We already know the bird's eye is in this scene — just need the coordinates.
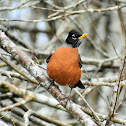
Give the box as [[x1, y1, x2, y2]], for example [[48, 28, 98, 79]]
[[72, 34, 77, 40]]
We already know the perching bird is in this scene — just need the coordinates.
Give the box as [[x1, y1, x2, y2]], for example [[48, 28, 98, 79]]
[[46, 30, 88, 93]]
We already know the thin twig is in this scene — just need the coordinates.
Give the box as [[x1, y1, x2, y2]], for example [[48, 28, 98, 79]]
[[0, 54, 38, 84], [74, 88, 103, 126], [106, 56, 126, 126], [0, 98, 32, 112], [0, 5, 126, 23], [0, 0, 41, 11]]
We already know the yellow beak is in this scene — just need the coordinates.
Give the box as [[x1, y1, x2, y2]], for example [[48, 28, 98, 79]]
[[78, 33, 88, 39]]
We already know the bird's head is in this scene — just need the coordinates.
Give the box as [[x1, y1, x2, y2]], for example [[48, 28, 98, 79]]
[[66, 30, 88, 48]]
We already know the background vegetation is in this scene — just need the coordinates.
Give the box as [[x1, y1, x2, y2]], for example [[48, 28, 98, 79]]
[[0, 0, 126, 126]]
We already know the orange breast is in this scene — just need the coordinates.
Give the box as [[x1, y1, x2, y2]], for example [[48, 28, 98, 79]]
[[47, 47, 81, 87]]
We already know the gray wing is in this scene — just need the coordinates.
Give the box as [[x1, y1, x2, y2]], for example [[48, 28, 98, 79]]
[[46, 53, 52, 63], [78, 54, 82, 68]]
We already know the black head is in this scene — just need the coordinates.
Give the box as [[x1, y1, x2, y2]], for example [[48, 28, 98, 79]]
[[66, 30, 88, 48]]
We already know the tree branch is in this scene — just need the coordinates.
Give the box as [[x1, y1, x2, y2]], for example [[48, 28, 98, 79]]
[[0, 30, 97, 125]]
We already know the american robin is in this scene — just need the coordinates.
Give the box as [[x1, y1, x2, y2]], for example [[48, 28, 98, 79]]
[[46, 30, 88, 92]]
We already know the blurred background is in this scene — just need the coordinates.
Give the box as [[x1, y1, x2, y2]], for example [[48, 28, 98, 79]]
[[0, 0, 126, 126]]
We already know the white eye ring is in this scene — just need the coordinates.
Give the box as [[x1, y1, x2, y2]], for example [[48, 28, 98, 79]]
[[72, 34, 77, 40]]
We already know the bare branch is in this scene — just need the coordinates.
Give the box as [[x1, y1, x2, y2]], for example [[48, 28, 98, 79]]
[[0, 0, 41, 11], [0, 31, 97, 125]]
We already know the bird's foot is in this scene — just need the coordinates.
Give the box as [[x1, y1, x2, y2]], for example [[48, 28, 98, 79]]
[[61, 87, 72, 101], [48, 79, 59, 89], [48, 79, 55, 89], [59, 93, 71, 104]]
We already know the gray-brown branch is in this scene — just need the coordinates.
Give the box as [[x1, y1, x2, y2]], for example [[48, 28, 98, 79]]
[[0, 30, 97, 126]]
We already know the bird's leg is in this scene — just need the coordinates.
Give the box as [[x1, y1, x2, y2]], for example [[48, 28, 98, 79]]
[[48, 79, 55, 89], [48, 79, 59, 90], [61, 87, 73, 102], [67, 87, 73, 100]]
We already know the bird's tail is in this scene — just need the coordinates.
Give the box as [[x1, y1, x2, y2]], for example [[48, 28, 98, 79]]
[[72, 80, 85, 89]]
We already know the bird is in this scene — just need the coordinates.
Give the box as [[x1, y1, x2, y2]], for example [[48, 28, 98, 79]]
[[46, 30, 88, 98]]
